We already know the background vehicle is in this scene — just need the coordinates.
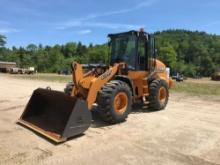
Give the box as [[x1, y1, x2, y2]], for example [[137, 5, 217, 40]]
[[18, 29, 173, 142], [10, 67, 25, 74], [172, 73, 184, 82], [0, 61, 16, 73], [25, 67, 35, 74], [211, 69, 220, 81], [9, 67, 35, 74]]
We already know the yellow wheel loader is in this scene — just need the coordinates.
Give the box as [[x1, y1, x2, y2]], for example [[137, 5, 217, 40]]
[[18, 29, 173, 142]]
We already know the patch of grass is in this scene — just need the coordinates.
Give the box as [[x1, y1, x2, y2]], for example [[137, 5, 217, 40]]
[[8, 73, 220, 96], [171, 81, 220, 96], [9, 73, 72, 83]]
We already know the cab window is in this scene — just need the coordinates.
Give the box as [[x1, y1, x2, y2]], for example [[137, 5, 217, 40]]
[[138, 37, 146, 70]]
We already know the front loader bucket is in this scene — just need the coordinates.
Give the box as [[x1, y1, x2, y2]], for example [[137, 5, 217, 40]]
[[18, 88, 92, 143]]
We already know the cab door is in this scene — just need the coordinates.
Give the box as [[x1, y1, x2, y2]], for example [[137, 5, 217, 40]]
[[137, 36, 147, 71], [147, 35, 156, 72]]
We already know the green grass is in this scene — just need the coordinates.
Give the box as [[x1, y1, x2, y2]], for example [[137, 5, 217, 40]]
[[10, 73, 72, 83], [171, 81, 220, 96], [8, 73, 220, 96]]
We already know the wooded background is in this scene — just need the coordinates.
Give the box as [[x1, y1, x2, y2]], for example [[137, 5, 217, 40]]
[[0, 29, 220, 77]]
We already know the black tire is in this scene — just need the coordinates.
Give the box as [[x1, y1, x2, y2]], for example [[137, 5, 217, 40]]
[[148, 79, 169, 110], [97, 80, 132, 124], [64, 82, 74, 96]]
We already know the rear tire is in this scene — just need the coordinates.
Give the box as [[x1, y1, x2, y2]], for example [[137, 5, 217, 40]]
[[97, 80, 132, 124], [148, 79, 169, 110]]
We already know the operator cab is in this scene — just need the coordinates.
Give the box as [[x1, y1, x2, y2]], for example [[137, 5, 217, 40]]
[[108, 29, 156, 71]]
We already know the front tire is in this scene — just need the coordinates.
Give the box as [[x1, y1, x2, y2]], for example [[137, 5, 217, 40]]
[[97, 80, 132, 124], [148, 79, 169, 110], [64, 82, 74, 96]]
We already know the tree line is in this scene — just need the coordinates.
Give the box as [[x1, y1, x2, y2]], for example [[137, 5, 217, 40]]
[[0, 29, 220, 76], [155, 30, 220, 77], [0, 40, 108, 73]]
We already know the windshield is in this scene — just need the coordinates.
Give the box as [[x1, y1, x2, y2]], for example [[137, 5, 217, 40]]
[[110, 35, 136, 69]]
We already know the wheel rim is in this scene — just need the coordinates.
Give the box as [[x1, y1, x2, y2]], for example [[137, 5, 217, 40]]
[[114, 92, 128, 114], [158, 87, 167, 104]]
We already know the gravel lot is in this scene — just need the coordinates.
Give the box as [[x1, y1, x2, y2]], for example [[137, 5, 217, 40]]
[[0, 74, 220, 165]]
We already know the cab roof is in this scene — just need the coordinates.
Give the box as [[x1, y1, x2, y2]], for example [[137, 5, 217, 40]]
[[108, 30, 148, 38]]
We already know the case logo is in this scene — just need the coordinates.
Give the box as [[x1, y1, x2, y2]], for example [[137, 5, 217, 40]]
[[100, 70, 112, 80]]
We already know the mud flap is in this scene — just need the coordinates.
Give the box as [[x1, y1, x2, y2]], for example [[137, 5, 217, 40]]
[[18, 88, 92, 143]]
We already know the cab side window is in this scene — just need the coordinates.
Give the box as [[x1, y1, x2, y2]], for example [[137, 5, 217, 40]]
[[148, 36, 156, 71], [138, 37, 146, 70]]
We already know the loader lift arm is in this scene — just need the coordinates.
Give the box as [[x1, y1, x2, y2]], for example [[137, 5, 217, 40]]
[[71, 62, 120, 109]]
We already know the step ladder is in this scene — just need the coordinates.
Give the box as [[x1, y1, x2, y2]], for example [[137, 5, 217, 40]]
[[142, 77, 149, 105]]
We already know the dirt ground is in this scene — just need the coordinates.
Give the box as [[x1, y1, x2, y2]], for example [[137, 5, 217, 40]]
[[186, 77, 220, 85], [0, 74, 220, 165]]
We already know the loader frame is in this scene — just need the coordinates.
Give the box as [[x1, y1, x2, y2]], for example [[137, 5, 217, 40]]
[[18, 29, 173, 143]]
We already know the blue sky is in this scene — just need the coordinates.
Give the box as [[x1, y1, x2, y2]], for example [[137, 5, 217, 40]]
[[0, 0, 220, 47]]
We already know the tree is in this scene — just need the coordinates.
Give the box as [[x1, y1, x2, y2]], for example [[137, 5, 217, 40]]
[[0, 29, 219, 76], [26, 44, 37, 52], [0, 34, 6, 47], [183, 63, 198, 77], [87, 44, 108, 63], [76, 42, 87, 56], [0, 35, 6, 60], [158, 43, 177, 69], [47, 46, 64, 72], [64, 42, 77, 57], [155, 29, 220, 77]]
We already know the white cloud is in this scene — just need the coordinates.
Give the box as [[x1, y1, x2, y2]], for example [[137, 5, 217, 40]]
[[0, 28, 19, 34], [77, 29, 92, 34], [80, 0, 157, 20], [57, 21, 82, 30], [85, 22, 144, 29], [0, 20, 20, 34], [57, 21, 144, 30], [0, 0, 46, 17], [56, 0, 156, 30]]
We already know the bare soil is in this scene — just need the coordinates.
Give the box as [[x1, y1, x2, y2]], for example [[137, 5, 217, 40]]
[[187, 77, 220, 84], [0, 74, 220, 165]]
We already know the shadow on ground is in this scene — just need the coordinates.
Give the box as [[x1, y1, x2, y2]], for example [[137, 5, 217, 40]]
[[17, 104, 158, 145], [91, 103, 158, 128]]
